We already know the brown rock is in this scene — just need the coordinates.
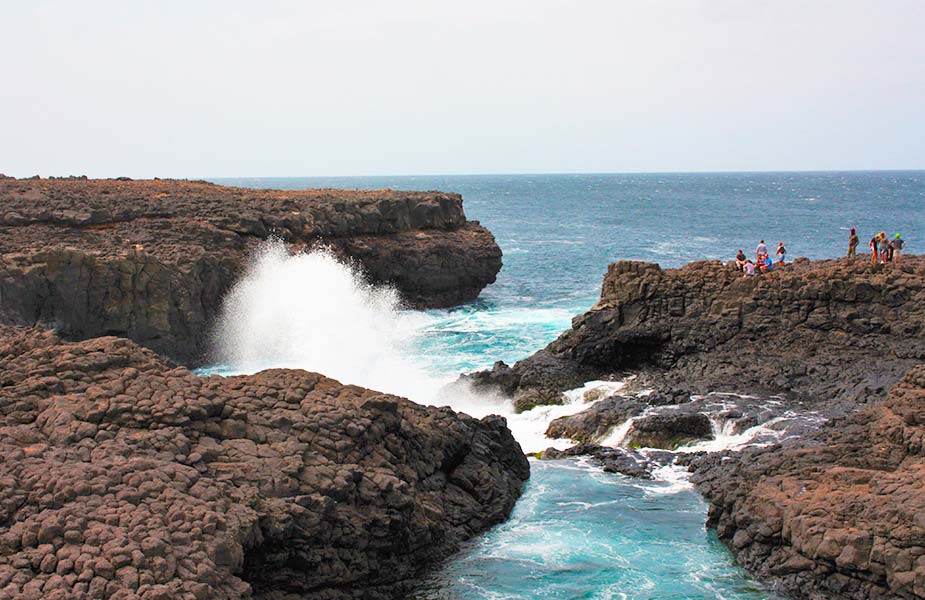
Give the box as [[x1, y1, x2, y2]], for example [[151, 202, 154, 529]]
[[0, 177, 502, 365], [0, 326, 528, 599], [689, 365, 925, 600]]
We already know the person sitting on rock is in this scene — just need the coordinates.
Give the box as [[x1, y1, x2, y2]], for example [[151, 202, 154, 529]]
[[735, 249, 747, 271], [847, 227, 859, 257], [775, 242, 786, 266], [756, 240, 768, 263], [743, 259, 755, 276], [891, 233, 905, 264]]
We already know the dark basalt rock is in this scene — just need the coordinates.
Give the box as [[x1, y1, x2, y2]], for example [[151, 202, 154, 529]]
[[539, 445, 660, 479], [469, 256, 925, 411], [0, 325, 529, 600], [0, 177, 502, 365], [688, 364, 925, 600], [624, 412, 713, 450], [544, 394, 645, 443]]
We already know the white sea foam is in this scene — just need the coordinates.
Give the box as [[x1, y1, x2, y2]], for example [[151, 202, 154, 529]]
[[212, 241, 443, 402], [507, 380, 630, 454], [210, 241, 606, 453]]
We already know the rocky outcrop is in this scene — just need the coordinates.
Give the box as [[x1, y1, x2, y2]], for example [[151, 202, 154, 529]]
[[0, 325, 529, 600], [0, 178, 502, 364], [688, 364, 925, 600], [495, 254, 925, 598], [468, 257, 925, 412]]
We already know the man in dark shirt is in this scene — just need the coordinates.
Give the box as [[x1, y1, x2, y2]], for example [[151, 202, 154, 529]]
[[847, 228, 859, 257]]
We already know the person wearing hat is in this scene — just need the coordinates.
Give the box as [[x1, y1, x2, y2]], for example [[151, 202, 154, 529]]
[[892, 233, 905, 264]]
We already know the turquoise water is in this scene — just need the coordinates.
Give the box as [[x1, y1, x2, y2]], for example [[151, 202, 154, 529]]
[[417, 460, 773, 600], [215, 171, 925, 375], [209, 172, 924, 600]]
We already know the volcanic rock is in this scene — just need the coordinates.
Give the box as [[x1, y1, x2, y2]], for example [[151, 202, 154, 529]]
[[688, 364, 925, 600], [0, 177, 502, 364], [539, 445, 660, 479], [0, 325, 529, 600], [544, 394, 645, 443], [623, 412, 713, 450], [468, 256, 925, 410]]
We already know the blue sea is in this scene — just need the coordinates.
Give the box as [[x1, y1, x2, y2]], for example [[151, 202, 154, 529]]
[[210, 171, 925, 600]]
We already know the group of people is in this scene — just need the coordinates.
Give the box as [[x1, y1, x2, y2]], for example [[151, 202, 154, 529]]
[[735, 240, 786, 275], [846, 228, 905, 265]]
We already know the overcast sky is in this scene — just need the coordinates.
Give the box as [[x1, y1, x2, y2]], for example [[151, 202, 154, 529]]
[[2, 1, 923, 178]]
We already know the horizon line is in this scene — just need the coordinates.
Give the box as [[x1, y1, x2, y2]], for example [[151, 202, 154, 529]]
[[207, 167, 925, 180], [6, 167, 924, 181]]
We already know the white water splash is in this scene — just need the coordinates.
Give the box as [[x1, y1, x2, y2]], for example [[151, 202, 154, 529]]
[[509, 380, 630, 454], [209, 241, 580, 452], [599, 417, 637, 448]]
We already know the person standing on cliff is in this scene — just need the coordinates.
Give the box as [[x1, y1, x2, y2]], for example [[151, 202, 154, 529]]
[[869, 233, 880, 265], [847, 228, 859, 257], [756, 240, 768, 263], [775, 242, 787, 266], [880, 232, 890, 263], [892, 233, 905, 264]]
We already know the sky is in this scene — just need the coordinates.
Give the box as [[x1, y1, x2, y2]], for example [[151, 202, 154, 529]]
[[2, 0, 924, 178]]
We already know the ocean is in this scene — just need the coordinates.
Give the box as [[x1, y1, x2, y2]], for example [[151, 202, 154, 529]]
[[207, 171, 925, 599]]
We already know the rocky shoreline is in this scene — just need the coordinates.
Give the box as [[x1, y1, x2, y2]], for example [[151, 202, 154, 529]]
[[469, 255, 925, 599], [0, 325, 529, 600], [0, 178, 528, 599], [0, 177, 502, 365]]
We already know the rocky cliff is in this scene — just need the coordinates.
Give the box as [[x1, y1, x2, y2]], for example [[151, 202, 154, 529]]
[[0, 325, 529, 600], [0, 177, 502, 365], [467, 255, 925, 599], [689, 364, 925, 599], [469, 256, 925, 412]]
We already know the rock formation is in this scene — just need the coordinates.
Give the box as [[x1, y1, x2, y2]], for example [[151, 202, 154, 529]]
[[468, 256, 925, 412], [689, 364, 925, 599], [0, 325, 529, 600], [0, 177, 502, 365], [475, 254, 925, 599]]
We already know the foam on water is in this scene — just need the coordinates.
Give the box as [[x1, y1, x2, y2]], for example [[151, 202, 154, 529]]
[[211, 241, 441, 403]]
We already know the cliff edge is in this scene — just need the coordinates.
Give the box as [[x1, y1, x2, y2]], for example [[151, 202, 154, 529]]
[[0, 177, 502, 364], [469, 256, 925, 411]]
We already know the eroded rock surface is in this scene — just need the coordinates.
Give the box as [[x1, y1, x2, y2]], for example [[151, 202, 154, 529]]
[[689, 364, 925, 600], [0, 177, 502, 364], [0, 326, 529, 600], [468, 256, 925, 410]]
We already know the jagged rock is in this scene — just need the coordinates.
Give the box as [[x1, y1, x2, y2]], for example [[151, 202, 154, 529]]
[[0, 325, 529, 600], [545, 395, 645, 442], [688, 364, 925, 600], [469, 256, 925, 410], [539, 445, 658, 479], [0, 178, 502, 365], [623, 412, 713, 450]]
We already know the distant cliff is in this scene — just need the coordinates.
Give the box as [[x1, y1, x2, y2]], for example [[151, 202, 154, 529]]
[[0, 177, 501, 364], [469, 256, 925, 411]]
